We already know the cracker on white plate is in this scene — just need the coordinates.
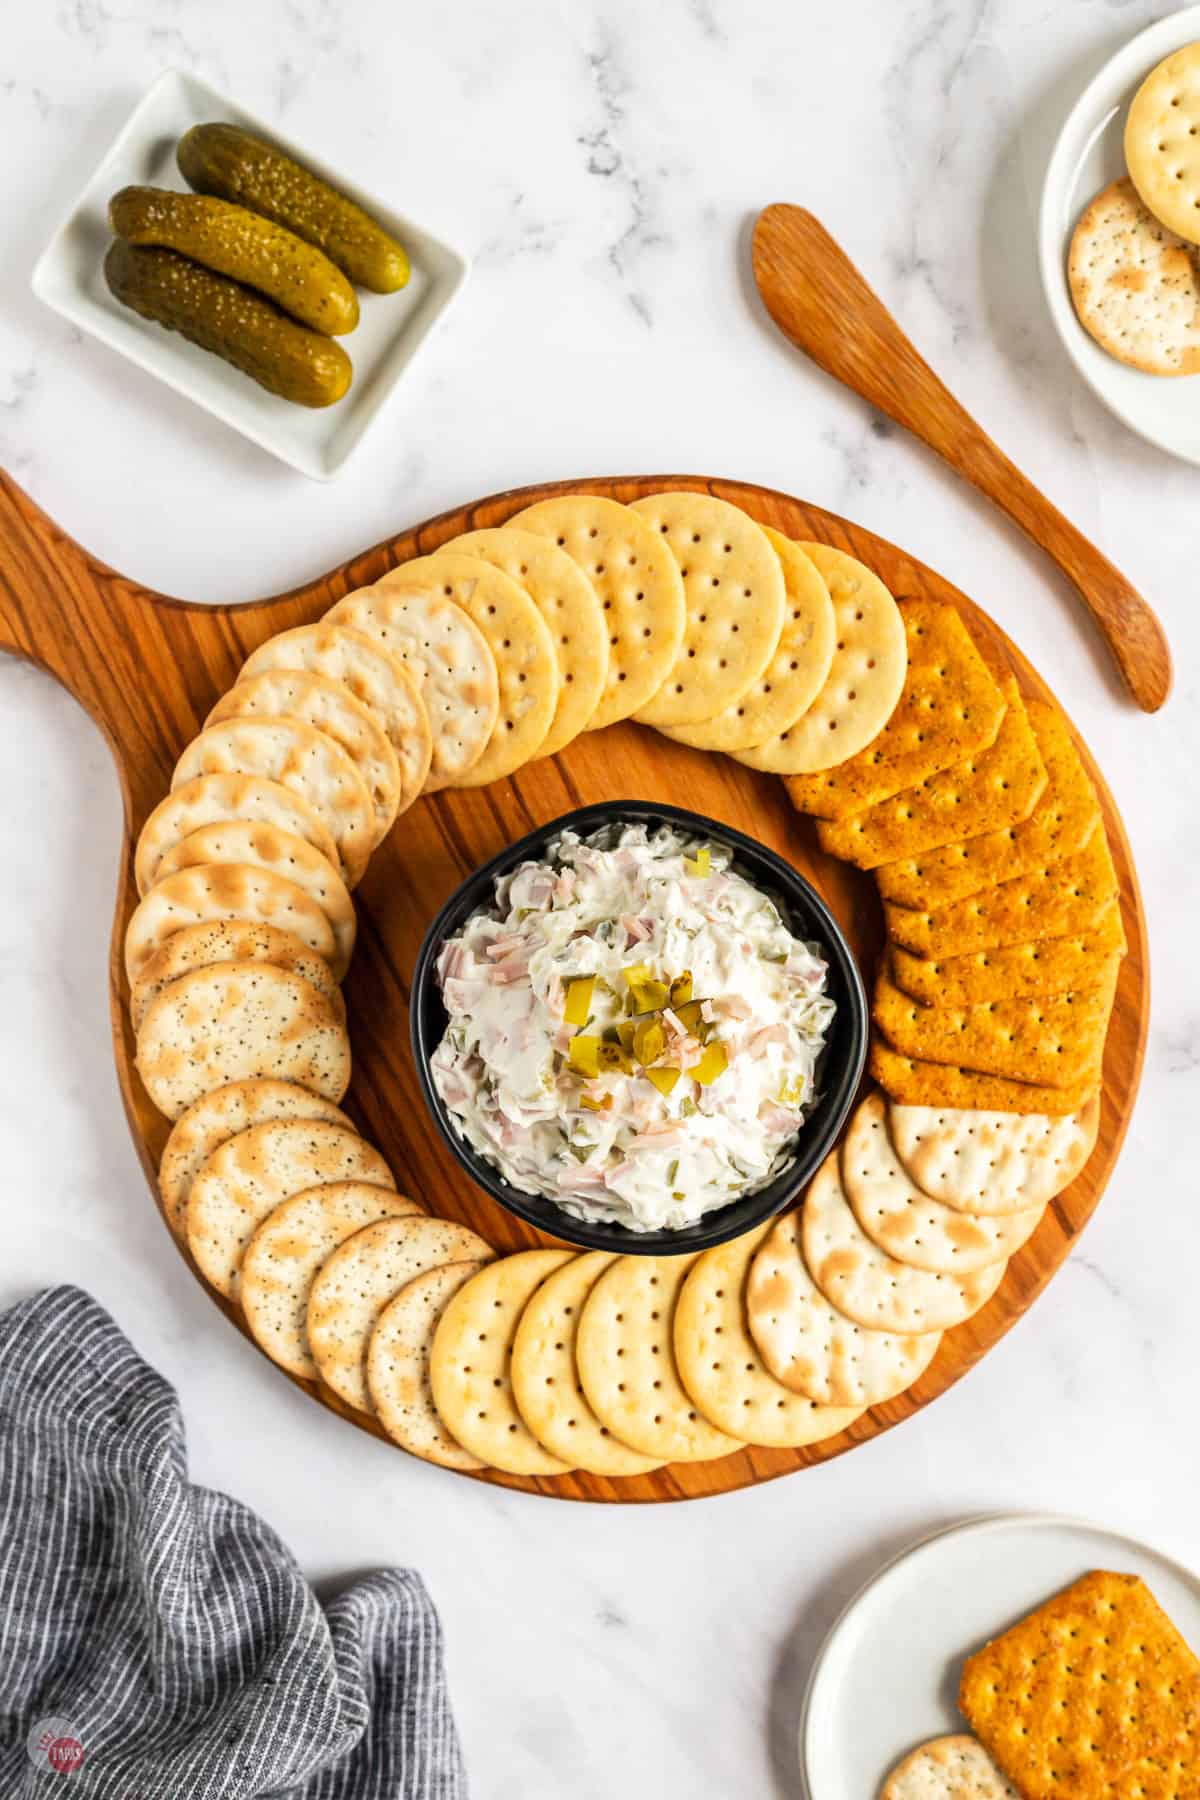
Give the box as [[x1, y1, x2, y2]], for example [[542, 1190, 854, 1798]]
[[136, 963, 350, 1121], [131, 920, 343, 1033], [124, 863, 338, 985], [887, 1095, 1100, 1216], [367, 1261, 490, 1472], [509, 1251, 662, 1477], [158, 1076, 352, 1239], [376, 553, 559, 788], [802, 1148, 1006, 1334], [238, 622, 432, 810], [575, 1255, 743, 1464], [241, 1181, 422, 1380], [186, 1117, 393, 1300], [841, 1093, 1043, 1274], [1068, 177, 1200, 376], [673, 1224, 864, 1447], [509, 494, 686, 729], [733, 542, 907, 773], [206, 668, 401, 846], [135, 772, 339, 897], [445, 528, 609, 759], [627, 491, 786, 728], [152, 819, 355, 981], [326, 583, 499, 788], [746, 1209, 942, 1407], [308, 1215, 495, 1414], [430, 1249, 576, 1477], [660, 530, 836, 753], [172, 717, 375, 888], [881, 1734, 1019, 1800], [1125, 45, 1200, 246]]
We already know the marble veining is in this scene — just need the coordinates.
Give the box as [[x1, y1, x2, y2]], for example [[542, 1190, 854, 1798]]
[[2, 2, 1197, 1796]]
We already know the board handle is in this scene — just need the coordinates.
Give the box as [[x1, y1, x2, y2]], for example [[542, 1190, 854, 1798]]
[[751, 205, 1173, 713], [0, 469, 186, 789]]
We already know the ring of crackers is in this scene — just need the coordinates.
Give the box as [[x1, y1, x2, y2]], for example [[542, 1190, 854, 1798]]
[[128, 485, 1131, 1492]]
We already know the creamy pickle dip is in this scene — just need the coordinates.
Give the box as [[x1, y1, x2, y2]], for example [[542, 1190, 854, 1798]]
[[431, 824, 836, 1231]]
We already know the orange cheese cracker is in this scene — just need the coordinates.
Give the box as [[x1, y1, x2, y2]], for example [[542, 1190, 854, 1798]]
[[784, 602, 1005, 820], [959, 1570, 1200, 1799], [817, 678, 1046, 870]]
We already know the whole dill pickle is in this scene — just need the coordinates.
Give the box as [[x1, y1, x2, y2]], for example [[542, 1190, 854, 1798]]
[[110, 186, 359, 335], [104, 239, 353, 408], [178, 123, 410, 294]]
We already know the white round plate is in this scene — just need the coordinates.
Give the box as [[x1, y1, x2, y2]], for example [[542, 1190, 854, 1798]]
[[799, 1513, 1200, 1798], [1039, 6, 1200, 463]]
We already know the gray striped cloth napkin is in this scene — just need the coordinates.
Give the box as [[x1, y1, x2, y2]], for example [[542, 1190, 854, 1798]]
[[0, 1285, 468, 1798]]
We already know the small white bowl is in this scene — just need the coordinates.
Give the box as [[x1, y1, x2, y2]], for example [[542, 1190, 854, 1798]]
[[1039, 5, 1200, 465], [31, 70, 470, 481]]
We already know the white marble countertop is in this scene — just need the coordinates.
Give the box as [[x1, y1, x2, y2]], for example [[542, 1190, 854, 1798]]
[[2, 2, 1197, 1794]]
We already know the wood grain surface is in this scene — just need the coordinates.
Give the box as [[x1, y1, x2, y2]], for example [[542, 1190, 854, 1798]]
[[751, 203, 1173, 715], [0, 467, 1149, 1502]]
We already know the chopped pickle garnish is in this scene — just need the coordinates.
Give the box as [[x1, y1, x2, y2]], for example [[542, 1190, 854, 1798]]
[[599, 1040, 634, 1074], [615, 1019, 637, 1052], [621, 962, 651, 988], [567, 1034, 600, 1077], [580, 1091, 612, 1112], [632, 1018, 667, 1067], [668, 972, 693, 1007], [777, 1075, 807, 1106], [693, 1041, 729, 1085], [629, 978, 670, 1014], [672, 998, 710, 1039], [684, 846, 711, 878], [645, 1065, 681, 1096], [563, 975, 595, 1027]]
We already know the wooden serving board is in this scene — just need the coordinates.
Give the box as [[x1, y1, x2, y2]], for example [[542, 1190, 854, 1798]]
[[0, 469, 1148, 1503]]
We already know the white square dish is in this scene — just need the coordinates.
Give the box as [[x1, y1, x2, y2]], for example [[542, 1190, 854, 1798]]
[[31, 69, 470, 481]]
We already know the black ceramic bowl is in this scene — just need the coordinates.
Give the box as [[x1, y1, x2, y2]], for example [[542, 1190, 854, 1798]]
[[410, 802, 867, 1255]]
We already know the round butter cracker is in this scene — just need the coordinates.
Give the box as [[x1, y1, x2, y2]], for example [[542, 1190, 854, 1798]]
[[135, 772, 338, 897], [238, 622, 432, 810], [881, 1734, 1019, 1800], [447, 527, 609, 759], [888, 1095, 1100, 1215], [1125, 44, 1200, 245], [158, 1076, 352, 1239], [186, 1117, 392, 1299], [1069, 177, 1200, 375], [746, 1209, 942, 1407], [802, 1148, 1006, 1334], [367, 1261, 490, 1472], [206, 668, 401, 847], [308, 1215, 495, 1415], [509, 494, 685, 729], [661, 529, 835, 752], [734, 542, 906, 774], [510, 1251, 662, 1477], [124, 862, 338, 985], [378, 552, 559, 788], [132, 920, 343, 1033], [153, 819, 355, 981], [842, 1093, 1043, 1275], [327, 582, 499, 789], [430, 1249, 575, 1476], [628, 491, 786, 728], [172, 717, 374, 888], [575, 1254, 743, 1464], [136, 962, 350, 1122], [673, 1224, 863, 1447], [241, 1181, 422, 1380]]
